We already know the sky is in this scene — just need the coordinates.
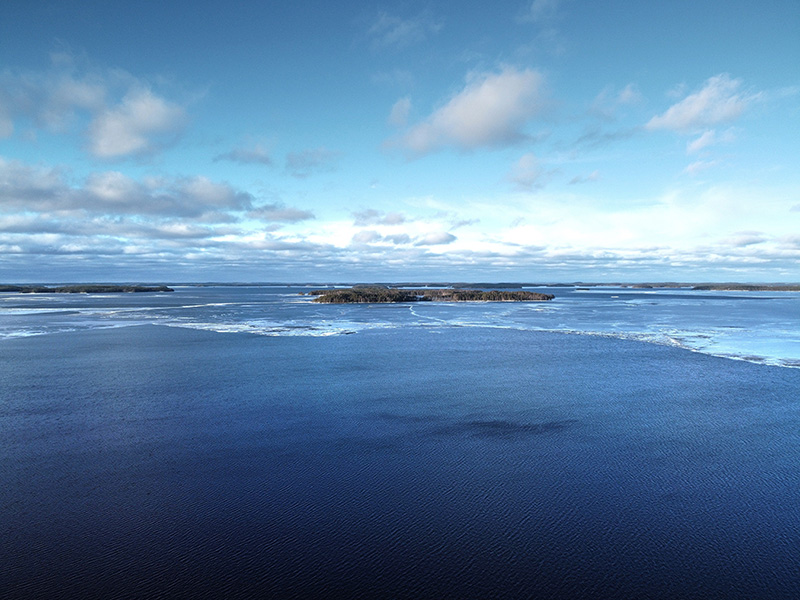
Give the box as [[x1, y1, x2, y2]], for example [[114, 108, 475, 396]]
[[1, 0, 798, 283]]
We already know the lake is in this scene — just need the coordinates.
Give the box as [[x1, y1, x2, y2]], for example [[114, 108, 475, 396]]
[[2, 286, 799, 598]]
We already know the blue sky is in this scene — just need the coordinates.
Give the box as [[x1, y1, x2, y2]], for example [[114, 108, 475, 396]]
[[1, 0, 798, 282]]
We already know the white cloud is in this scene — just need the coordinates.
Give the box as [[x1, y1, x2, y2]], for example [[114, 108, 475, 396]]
[[88, 88, 186, 158], [395, 67, 547, 155], [646, 74, 758, 132]]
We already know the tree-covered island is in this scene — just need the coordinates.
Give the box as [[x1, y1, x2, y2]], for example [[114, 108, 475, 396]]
[[307, 287, 554, 303], [0, 285, 174, 293]]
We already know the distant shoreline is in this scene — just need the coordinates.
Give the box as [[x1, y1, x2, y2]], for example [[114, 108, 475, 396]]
[[0, 285, 174, 294]]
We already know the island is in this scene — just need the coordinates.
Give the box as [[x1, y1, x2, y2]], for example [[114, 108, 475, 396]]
[[306, 287, 555, 303], [0, 285, 174, 294]]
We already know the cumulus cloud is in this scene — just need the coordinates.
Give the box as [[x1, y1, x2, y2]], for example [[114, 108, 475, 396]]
[[646, 74, 758, 132], [214, 144, 273, 165], [0, 55, 188, 159], [88, 88, 186, 158], [394, 67, 547, 155], [352, 209, 405, 226], [285, 147, 341, 178], [368, 11, 441, 48]]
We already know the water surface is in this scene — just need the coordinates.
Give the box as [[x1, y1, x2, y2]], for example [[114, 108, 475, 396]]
[[1, 287, 799, 598]]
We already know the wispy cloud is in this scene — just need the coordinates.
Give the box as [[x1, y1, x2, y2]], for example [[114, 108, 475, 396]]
[[393, 67, 547, 156], [646, 74, 758, 132], [515, 0, 569, 56], [388, 97, 411, 127], [518, 0, 565, 24], [352, 209, 406, 226], [573, 125, 637, 150], [214, 143, 273, 165], [684, 160, 719, 176], [248, 204, 314, 223], [285, 147, 341, 178], [569, 170, 600, 185], [590, 83, 642, 120], [686, 128, 735, 154], [368, 11, 442, 49], [508, 153, 551, 190]]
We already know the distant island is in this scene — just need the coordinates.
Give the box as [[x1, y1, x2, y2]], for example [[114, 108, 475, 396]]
[[0, 285, 174, 294], [307, 287, 555, 303]]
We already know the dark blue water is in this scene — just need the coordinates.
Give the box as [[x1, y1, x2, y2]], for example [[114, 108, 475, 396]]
[[2, 288, 800, 598]]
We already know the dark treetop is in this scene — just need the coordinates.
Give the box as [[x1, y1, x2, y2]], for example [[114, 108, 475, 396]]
[[307, 287, 554, 303]]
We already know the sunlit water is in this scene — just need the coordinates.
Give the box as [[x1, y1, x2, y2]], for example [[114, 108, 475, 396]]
[[2, 286, 799, 598]]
